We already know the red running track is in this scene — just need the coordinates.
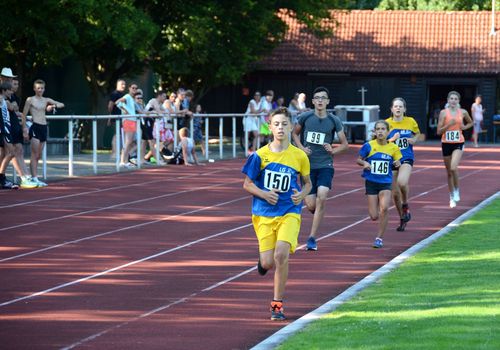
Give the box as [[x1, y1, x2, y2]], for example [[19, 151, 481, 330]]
[[0, 145, 499, 350]]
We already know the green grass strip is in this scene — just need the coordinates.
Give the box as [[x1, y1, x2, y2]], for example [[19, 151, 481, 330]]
[[278, 199, 500, 350]]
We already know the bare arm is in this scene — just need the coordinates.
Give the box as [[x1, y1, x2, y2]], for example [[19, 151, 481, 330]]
[[291, 174, 312, 205], [181, 141, 192, 166], [324, 130, 349, 156], [436, 110, 449, 135], [46, 98, 64, 109], [21, 97, 32, 129], [292, 123, 312, 155], [243, 176, 279, 205], [107, 100, 115, 114], [357, 155, 371, 170], [461, 110, 473, 131]]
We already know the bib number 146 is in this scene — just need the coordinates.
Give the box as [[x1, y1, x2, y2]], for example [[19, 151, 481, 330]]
[[370, 160, 389, 175]]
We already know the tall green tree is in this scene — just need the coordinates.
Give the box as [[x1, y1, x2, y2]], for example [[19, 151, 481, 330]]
[[140, 0, 353, 99], [67, 0, 158, 111], [377, 0, 498, 11], [0, 0, 79, 96]]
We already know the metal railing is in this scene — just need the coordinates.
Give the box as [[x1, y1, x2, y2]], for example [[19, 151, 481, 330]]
[[26, 111, 371, 179]]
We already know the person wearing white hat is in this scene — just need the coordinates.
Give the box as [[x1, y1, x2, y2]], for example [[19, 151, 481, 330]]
[[21, 79, 64, 187], [0, 67, 17, 79]]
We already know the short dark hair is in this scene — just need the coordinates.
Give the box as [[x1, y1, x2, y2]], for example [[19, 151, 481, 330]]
[[157, 90, 167, 97], [313, 86, 330, 98], [0, 81, 12, 92]]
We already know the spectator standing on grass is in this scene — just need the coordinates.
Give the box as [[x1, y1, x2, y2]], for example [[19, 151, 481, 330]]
[[437, 91, 473, 208], [471, 95, 484, 148], [291, 86, 348, 251], [107, 79, 126, 158], [242, 107, 311, 321], [357, 120, 402, 249], [21, 79, 64, 187], [115, 83, 139, 168], [0, 82, 38, 189]]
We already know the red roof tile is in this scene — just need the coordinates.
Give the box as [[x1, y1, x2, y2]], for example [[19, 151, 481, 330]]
[[259, 10, 500, 74]]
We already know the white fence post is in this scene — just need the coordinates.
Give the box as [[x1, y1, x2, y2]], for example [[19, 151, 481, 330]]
[[219, 117, 223, 160], [232, 117, 236, 158], [116, 118, 121, 171], [92, 119, 97, 174], [68, 120, 74, 177]]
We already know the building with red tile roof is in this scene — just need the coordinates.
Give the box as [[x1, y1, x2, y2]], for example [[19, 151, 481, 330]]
[[234, 10, 499, 140], [260, 10, 499, 75]]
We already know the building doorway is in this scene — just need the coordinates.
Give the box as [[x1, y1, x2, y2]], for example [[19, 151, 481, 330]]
[[426, 84, 476, 140]]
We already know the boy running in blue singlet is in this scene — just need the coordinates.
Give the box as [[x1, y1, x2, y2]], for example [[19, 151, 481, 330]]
[[291, 87, 348, 251], [357, 120, 402, 248], [242, 107, 311, 321], [386, 97, 421, 231]]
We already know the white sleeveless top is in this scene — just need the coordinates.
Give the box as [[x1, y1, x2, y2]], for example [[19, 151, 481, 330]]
[[472, 103, 483, 122]]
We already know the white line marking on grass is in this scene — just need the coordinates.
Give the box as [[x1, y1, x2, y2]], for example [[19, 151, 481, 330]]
[[250, 192, 499, 350], [56, 167, 487, 348]]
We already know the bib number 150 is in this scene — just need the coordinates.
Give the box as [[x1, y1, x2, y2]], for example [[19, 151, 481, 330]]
[[264, 170, 291, 192]]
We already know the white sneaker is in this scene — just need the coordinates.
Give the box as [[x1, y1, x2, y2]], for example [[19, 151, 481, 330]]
[[453, 189, 460, 202], [34, 178, 48, 187], [20, 177, 38, 189], [449, 195, 457, 208]]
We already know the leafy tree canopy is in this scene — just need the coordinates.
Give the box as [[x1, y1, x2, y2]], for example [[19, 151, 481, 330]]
[[376, 0, 498, 11]]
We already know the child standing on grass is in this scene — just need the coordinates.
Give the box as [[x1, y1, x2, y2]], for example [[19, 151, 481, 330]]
[[242, 107, 311, 321], [357, 120, 402, 248]]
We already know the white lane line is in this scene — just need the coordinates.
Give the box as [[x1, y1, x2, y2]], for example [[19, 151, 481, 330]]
[[0, 169, 361, 261], [251, 190, 500, 350], [0, 169, 229, 209], [58, 166, 489, 349], [0, 198, 250, 308], [0, 182, 245, 264], [0, 178, 242, 232]]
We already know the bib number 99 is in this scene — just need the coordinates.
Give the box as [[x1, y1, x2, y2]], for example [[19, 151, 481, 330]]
[[305, 131, 326, 145]]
